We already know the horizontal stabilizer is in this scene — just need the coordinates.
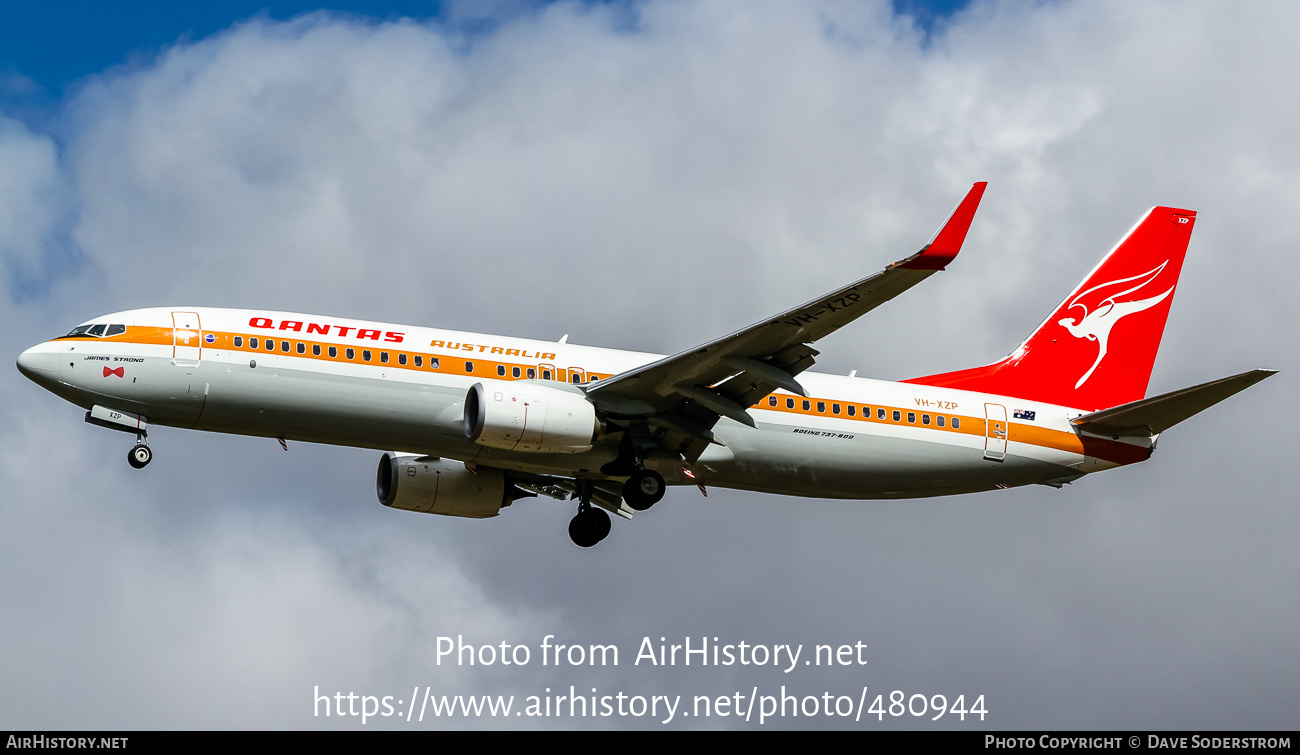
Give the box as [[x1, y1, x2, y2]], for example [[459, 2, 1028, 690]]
[[1072, 369, 1276, 438]]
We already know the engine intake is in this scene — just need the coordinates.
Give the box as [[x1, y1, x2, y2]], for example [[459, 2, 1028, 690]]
[[376, 453, 527, 518]]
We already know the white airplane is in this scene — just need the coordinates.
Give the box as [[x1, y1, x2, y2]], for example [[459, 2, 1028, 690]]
[[16, 184, 1275, 547]]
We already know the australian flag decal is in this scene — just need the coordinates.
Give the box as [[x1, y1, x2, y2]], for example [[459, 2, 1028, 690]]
[[1013, 409, 1036, 421]]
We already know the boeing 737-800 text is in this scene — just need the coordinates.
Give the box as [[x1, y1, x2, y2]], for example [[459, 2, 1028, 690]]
[[16, 184, 1275, 546]]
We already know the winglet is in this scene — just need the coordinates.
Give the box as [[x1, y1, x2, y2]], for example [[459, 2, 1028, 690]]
[[896, 181, 988, 270]]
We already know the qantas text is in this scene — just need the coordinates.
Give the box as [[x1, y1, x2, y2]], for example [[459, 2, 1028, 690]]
[[249, 317, 404, 343]]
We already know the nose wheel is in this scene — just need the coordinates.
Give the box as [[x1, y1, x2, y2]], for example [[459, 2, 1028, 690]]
[[127, 439, 152, 469]]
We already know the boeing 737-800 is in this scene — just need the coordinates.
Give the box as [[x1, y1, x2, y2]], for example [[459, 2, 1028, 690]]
[[16, 184, 1275, 546]]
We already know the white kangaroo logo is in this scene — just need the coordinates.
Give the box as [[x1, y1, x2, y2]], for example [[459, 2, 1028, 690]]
[[1057, 261, 1174, 388]]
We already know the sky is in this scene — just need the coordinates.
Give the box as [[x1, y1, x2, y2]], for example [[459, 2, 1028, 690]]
[[1, 0, 1297, 731]]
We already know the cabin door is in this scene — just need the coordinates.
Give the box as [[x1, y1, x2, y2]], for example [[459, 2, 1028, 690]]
[[171, 311, 203, 367], [984, 403, 1008, 461]]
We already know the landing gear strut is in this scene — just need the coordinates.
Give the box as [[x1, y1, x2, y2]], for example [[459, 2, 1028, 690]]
[[126, 434, 150, 467], [568, 481, 611, 548], [622, 469, 665, 511]]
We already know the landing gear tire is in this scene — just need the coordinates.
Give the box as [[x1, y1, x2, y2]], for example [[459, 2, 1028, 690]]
[[568, 507, 611, 548], [622, 469, 665, 511], [127, 444, 152, 469]]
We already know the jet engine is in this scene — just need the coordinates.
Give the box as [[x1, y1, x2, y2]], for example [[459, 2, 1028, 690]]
[[376, 453, 532, 518], [463, 379, 598, 454]]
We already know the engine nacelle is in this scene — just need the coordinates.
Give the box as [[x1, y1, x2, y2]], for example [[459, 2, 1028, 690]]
[[463, 379, 599, 454], [376, 453, 514, 519]]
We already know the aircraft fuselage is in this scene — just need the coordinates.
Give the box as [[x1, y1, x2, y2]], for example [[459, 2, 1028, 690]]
[[18, 306, 1142, 500]]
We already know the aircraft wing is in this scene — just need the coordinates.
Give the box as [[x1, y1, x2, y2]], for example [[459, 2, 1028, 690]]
[[586, 182, 987, 459]]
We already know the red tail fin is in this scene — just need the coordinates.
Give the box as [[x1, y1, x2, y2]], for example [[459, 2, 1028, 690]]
[[904, 206, 1196, 410]]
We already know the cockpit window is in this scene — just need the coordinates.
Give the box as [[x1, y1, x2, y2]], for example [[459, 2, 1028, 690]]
[[61, 323, 127, 339]]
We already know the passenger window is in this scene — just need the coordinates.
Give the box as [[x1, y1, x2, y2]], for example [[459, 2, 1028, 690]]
[[430, 357, 439, 369], [907, 412, 915, 423], [952, 417, 960, 429], [266, 340, 276, 351], [922, 414, 930, 425], [768, 396, 777, 406], [542, 369, 551, 380], [281, 341, 290, 353], [786, 398, 794, 409], [892, 410, 901, 422], [312, 344, 321, 356], [847, 406, 855, 417], [465, 361, 474, 373], [413, 355, 421, 367], [380, 352, 389, 363], [527, 368, 535, 379], [250, 337, 258, 349], [328, 346, 337, 358], [363, 350, 371, 362], [235, 336, 244, 348], [802, 400, 811, 411], [296, 342, 305, 354], [937, 416, 946, 427], [571, 374, 581, 383], [398, 353, 407, 365], [878, 408, 885, 420], [512, 366, 521, 378], [346, 348, 355, 359], [590, 375, 599, 381], [497, 365, 506, 376], [832, 403, 840, 415]]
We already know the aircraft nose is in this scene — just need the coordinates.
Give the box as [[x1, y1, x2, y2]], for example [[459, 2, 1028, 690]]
[[16, 344, 61, 388]]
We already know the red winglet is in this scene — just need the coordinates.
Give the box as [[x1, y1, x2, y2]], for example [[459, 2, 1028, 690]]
[[898, 181, 988, 270]]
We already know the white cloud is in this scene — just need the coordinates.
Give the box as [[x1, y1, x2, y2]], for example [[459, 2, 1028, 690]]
[[0, 117, 64, 297]]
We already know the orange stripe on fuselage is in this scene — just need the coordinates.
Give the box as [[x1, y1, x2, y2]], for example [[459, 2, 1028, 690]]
[[61, 327, 1148, 466]]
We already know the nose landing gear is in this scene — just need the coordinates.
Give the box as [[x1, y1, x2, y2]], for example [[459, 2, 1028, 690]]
[[127, 435, 152, 469]]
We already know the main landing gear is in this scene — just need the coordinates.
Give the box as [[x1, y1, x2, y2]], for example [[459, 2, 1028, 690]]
[[569, 492, 612, 548], [622, 469, 665, 511], [127, 434, 152, 469], [568, 479, 613, 548], [566, 480, 611, 545], [566, 469, 667, 548]]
